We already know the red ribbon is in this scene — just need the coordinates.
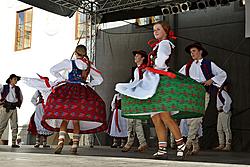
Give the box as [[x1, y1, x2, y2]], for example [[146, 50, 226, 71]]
[[168, 31, 177, 40], [78, 58, 102, 74], [36, 73, 56, 93], [115, 97, 121, 133], [138, 64, 147, 79], [145, 67, 176, 79], [36, 73, 51, 88], [147, 31, 176, 48]]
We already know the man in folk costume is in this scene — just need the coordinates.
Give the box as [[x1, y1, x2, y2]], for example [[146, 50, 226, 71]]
[[214, 80, 232, 151], [0, 74, 23, 148], [179, 42, 227, 155], [120, 50, 148, 152]]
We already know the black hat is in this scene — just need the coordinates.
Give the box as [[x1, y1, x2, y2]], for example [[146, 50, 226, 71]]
[[185, 42, 208, 57], [6, 74, 21, 84], [132, 50, 147, 59], [132, 50, 148, 64]]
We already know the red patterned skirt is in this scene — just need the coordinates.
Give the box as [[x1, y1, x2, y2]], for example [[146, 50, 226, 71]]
[[42, 83, 107, 134]]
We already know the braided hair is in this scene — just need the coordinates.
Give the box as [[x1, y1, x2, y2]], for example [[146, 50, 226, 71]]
[[75, 45, 91, 81]]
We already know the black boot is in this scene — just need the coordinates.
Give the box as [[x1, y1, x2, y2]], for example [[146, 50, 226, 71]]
[[120, 139, 126, 148], [111, 138, 118, 148], [152, 147, 168, 160], [176, 143, 188, 161]]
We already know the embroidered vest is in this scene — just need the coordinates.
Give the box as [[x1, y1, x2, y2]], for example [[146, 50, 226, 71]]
[[68, 60, 86, 83], [0, 85, 22, 107], [147, 45, 173, 67]]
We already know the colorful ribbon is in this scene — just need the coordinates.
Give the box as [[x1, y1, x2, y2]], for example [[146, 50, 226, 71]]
[[145, 67, 176, 78]]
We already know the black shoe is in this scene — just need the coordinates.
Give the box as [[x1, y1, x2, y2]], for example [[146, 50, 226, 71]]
[[176, 144, 188, 161], [11, 144, 20, 148], [43, 144, 50, 148], [153, 147, 168, 160], [34, 144, 40, 148], [68, 139, 73, 145], [111, 143, 118, 148]]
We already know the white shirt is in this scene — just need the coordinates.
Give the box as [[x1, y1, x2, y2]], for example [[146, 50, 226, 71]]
[[216, 90, 232, 113], [179, 59, 227, 87], [50, 59, 103, 86], [132, 67, 141, 82], [0, 84, 23, 103]]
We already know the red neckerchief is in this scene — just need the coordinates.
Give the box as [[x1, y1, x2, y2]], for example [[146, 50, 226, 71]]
[[138, 64, 147, 79], [77, 58, 102, 74], [147, 31, 176, 48]]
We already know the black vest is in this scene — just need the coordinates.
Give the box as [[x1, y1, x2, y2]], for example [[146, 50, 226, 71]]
[[0, 85, 22, 108]]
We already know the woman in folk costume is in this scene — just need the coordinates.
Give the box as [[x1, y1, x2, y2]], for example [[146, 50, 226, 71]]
[[115, 21, 206, 160], [107, 93, 127, 148], [28, 90, 53, 148], [22, 44, 106, 154]]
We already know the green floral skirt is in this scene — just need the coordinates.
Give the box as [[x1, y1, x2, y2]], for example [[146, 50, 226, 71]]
[[121, 71, 205, 120]]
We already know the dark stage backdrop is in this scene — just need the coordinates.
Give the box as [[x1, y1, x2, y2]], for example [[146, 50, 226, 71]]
[[95, 1, 250, 151]]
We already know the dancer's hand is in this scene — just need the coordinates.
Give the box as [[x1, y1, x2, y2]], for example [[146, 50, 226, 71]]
[[203, 79, 213, 86]]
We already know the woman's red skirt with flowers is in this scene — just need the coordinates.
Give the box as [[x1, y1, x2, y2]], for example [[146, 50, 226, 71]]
[[42, 83, 107, 134]]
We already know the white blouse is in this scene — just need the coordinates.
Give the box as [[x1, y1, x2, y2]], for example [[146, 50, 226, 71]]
[[154, 40, 173, 70], [50, 59, 103, 86], [115, 40, 174, 100]]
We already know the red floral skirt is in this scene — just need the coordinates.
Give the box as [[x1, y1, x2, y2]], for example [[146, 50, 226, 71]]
[[42, 83, 107, 134]]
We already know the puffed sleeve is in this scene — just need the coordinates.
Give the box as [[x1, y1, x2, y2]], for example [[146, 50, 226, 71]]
[[211, 62, 227, 87], [89, 64, 103, 86], [50, 59, 71, 81], [155, 40, 172, 69]]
